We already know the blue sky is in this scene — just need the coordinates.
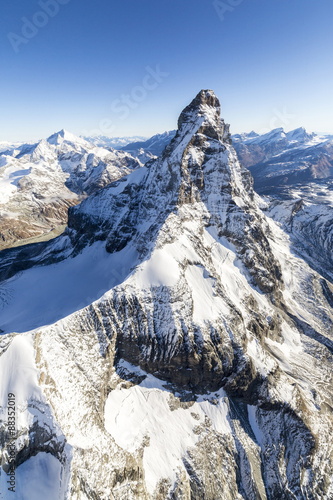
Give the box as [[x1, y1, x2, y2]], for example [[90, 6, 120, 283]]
[[1, 0, 332, 141]]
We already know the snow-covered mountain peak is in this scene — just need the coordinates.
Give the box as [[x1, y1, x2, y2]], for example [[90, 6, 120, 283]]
[[232, 125, 333, 194], [30, 138, 54, 160], [177, 89, 221, 131], [59, 89, 281, 300], [234, 126, 316, 149], [259, 127, 286, 143], [47, 128, 91, 148], [1, 90, 333, 498], [82, 135, 148, 149], [285, 126, 314, 143], [288, 125, 306, 135], [121, 130, 177, 158], [0, 127, 142, 248]]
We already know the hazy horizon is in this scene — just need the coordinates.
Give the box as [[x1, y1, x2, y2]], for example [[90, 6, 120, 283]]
[[2, 122, 333, 146]]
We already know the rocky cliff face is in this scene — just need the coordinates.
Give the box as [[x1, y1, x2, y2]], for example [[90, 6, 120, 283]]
[[0, 91, 332, 499]]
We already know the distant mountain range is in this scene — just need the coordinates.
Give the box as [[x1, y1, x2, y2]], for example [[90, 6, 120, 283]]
[[81, 135, 147, 149], [0, 129, 141, 249], [2, 125, 333, 251], [82, 130, 177, 154], [232, 127, 333, 194], [2, 124, 333, 251], [84, 127, 333, 195], [121, 130, 177, 155]]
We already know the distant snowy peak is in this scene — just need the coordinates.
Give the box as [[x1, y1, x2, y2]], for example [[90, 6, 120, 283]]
[[47, 129, 92, 149], [0, 128, 142, 248], [87, 125, 330, 165], [22, 130, 96, 163], [30, 138, 59, 161], [82, 135, 147, 149], [233, 126, 317, 147], [257, 127, 286, 143], [122, 130, 177, 157], [233, 126, 333, 193], [285, 126, 315, 143], [0, 141, 23, 154], [0, 141, 37, 158], [233, 127, 286, 145], [232, 131, 259, 142]]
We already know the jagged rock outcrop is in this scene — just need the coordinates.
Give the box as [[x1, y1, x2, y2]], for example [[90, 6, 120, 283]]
[[0, 91, 332, 499]]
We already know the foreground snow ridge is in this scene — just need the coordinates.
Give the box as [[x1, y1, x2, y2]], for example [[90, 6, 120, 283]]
[[0, 90, 332, 499]]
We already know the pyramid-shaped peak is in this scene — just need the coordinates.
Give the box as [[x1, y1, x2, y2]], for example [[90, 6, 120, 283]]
[[47, 129, 89, 146], [286, 127, 313, 141], [178, 89, 221, 129]]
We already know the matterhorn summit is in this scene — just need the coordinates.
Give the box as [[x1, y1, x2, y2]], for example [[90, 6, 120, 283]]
[[0, 90, 332, 499]]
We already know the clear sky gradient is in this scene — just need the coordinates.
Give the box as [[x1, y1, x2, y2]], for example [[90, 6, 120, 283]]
[[1, 0, 332, 141]]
